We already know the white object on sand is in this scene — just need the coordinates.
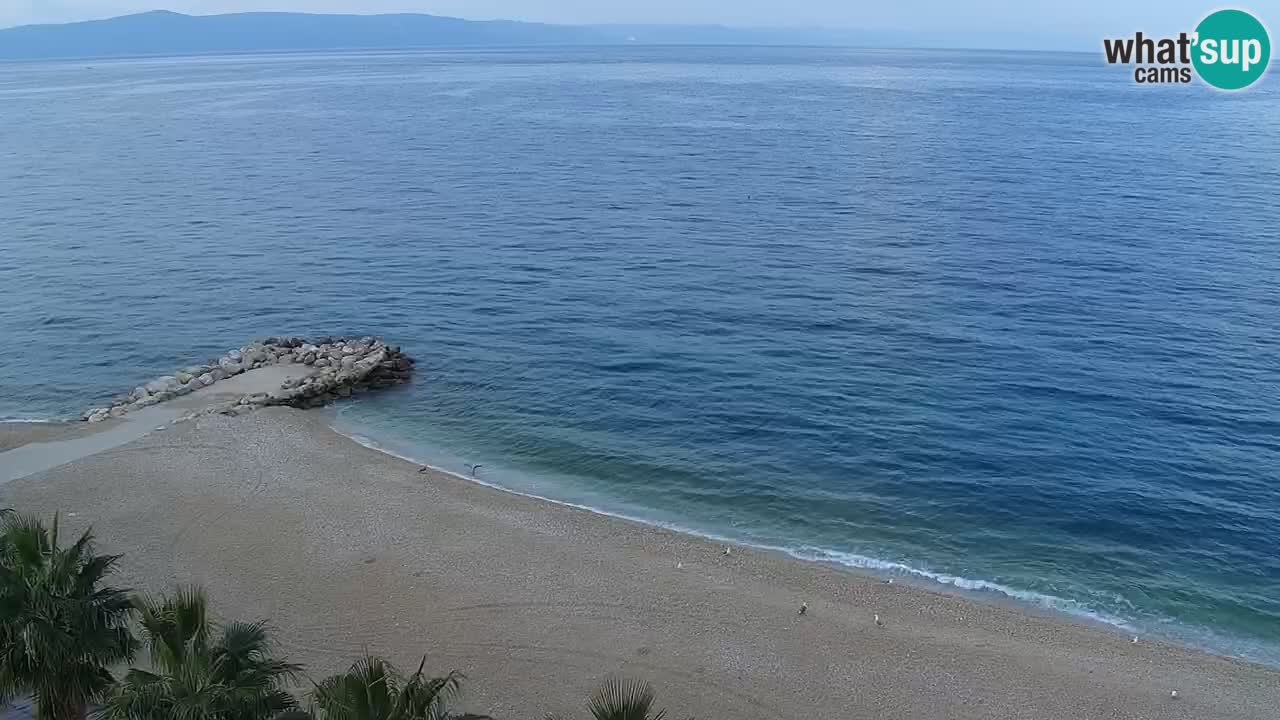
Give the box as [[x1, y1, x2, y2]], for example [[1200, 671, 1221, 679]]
[[875, 614, 884, 627], [676, 561, 683, 569], [1132, 636, 1139, 644], [723, 546, 731, 556], [1171, 690, 1179, 699], [799, 602, 807, 616]]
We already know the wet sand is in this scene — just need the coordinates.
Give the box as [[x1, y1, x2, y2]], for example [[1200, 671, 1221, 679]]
[[1, 408, 1277, 719]]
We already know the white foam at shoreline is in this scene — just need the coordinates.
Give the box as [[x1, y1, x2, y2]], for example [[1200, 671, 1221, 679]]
[[785, 546, 1133, 629], [331, 422, 1130, 628], [331, 418, 1280, 668]]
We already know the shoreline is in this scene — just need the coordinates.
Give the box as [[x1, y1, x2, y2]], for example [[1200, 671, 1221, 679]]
[[4, 412, 1276, 672], [326, 413, 1274, 668], [2, 408, 1279, 718], [337, 423, 1139, 632], [333, 424, 1123, 611], [0, 417, 1155, 635]]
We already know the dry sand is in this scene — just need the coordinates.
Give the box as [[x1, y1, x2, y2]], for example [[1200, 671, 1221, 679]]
[[0, 421, 100, 452], [1, 408, 1277, 719], [0, 365, 318, 485]]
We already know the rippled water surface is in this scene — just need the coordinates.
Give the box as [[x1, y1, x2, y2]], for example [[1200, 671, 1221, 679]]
[[2, 48, 1278, 663]]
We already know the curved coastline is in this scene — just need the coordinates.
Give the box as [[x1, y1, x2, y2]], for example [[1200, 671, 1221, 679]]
[[326, 413, 1280, 669], [5, 406, 1274, 670], [2, 408, 1280, 719]]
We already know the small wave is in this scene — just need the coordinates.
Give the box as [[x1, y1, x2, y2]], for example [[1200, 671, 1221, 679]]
[[786, 546, 1133, 630], [0, 417, 63, 424], [332, 421, 1134, 632], [336, 428, 701, 529], [333, 420, 1280, 666]]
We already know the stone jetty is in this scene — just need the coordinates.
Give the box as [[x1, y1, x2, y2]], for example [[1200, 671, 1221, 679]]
[[80, 336, 414, 423]]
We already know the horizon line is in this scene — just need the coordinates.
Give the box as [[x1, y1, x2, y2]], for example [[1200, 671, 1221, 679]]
[[0, 8, 1098, 53]]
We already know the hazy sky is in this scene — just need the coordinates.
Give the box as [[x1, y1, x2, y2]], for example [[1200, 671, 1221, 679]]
[[3, 0, 1277, 47]]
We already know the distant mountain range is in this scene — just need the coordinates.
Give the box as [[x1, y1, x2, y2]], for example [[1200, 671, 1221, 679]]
[[0, 10, 1083, 60], [0, 10, 879, 60]]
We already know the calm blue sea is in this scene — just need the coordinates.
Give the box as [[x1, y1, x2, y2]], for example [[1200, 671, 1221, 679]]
[[1, 47, 1277, 664]]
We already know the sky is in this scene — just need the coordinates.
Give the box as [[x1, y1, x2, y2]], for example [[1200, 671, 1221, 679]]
[[2, 0, 1278, 50]]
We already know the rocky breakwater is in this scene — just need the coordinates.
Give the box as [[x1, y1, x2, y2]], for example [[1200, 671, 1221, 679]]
[[81, 336, 415, 423]]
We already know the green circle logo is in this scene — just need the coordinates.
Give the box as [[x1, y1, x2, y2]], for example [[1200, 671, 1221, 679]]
[[1193, 9, 1271, 90]]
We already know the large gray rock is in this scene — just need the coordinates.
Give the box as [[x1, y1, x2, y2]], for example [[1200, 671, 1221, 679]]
[[145, 376, 178, 394], [82, 334, 412, 422]]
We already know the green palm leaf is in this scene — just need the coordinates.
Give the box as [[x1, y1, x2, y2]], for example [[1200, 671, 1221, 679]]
[[587, 677, 662, 720], [547, 677, 691, 720], [310, 656, 487, 720], [100, 586, 300, 720], [0, 512, 136, 720]]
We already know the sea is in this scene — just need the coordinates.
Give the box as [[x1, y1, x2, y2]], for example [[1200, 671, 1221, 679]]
[[1, 47, 1277, 665]]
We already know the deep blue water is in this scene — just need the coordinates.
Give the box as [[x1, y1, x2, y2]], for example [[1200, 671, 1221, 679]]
[[2, 47, 1278, 664]]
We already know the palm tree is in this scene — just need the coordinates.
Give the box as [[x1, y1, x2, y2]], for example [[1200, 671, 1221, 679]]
[[0, 512, 136, 720], [308, 655, 489, 720], [546, 677, 691, 720], [100, 586, 301, 720]]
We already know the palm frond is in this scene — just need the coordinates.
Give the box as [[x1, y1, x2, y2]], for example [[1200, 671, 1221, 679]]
[[398, 662, 463, 719], [133, 585, 211, 674], [103, 585, 301, 720], [0, 513, 136, 720], [312, 655, 398, 720], [310, 654, 481, 720], [585, 677, 666, 720]]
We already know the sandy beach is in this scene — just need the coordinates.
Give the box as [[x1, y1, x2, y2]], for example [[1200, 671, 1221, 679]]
[[0, 421, 101, 452], [1, 408, 1277, 720]]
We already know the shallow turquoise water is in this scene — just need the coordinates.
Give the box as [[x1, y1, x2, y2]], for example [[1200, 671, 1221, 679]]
[[1, 48, 1278, 664]]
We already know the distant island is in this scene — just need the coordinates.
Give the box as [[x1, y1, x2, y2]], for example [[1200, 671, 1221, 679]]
[[0, 10, 906, 61], [0, 9, 1080, 60]]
